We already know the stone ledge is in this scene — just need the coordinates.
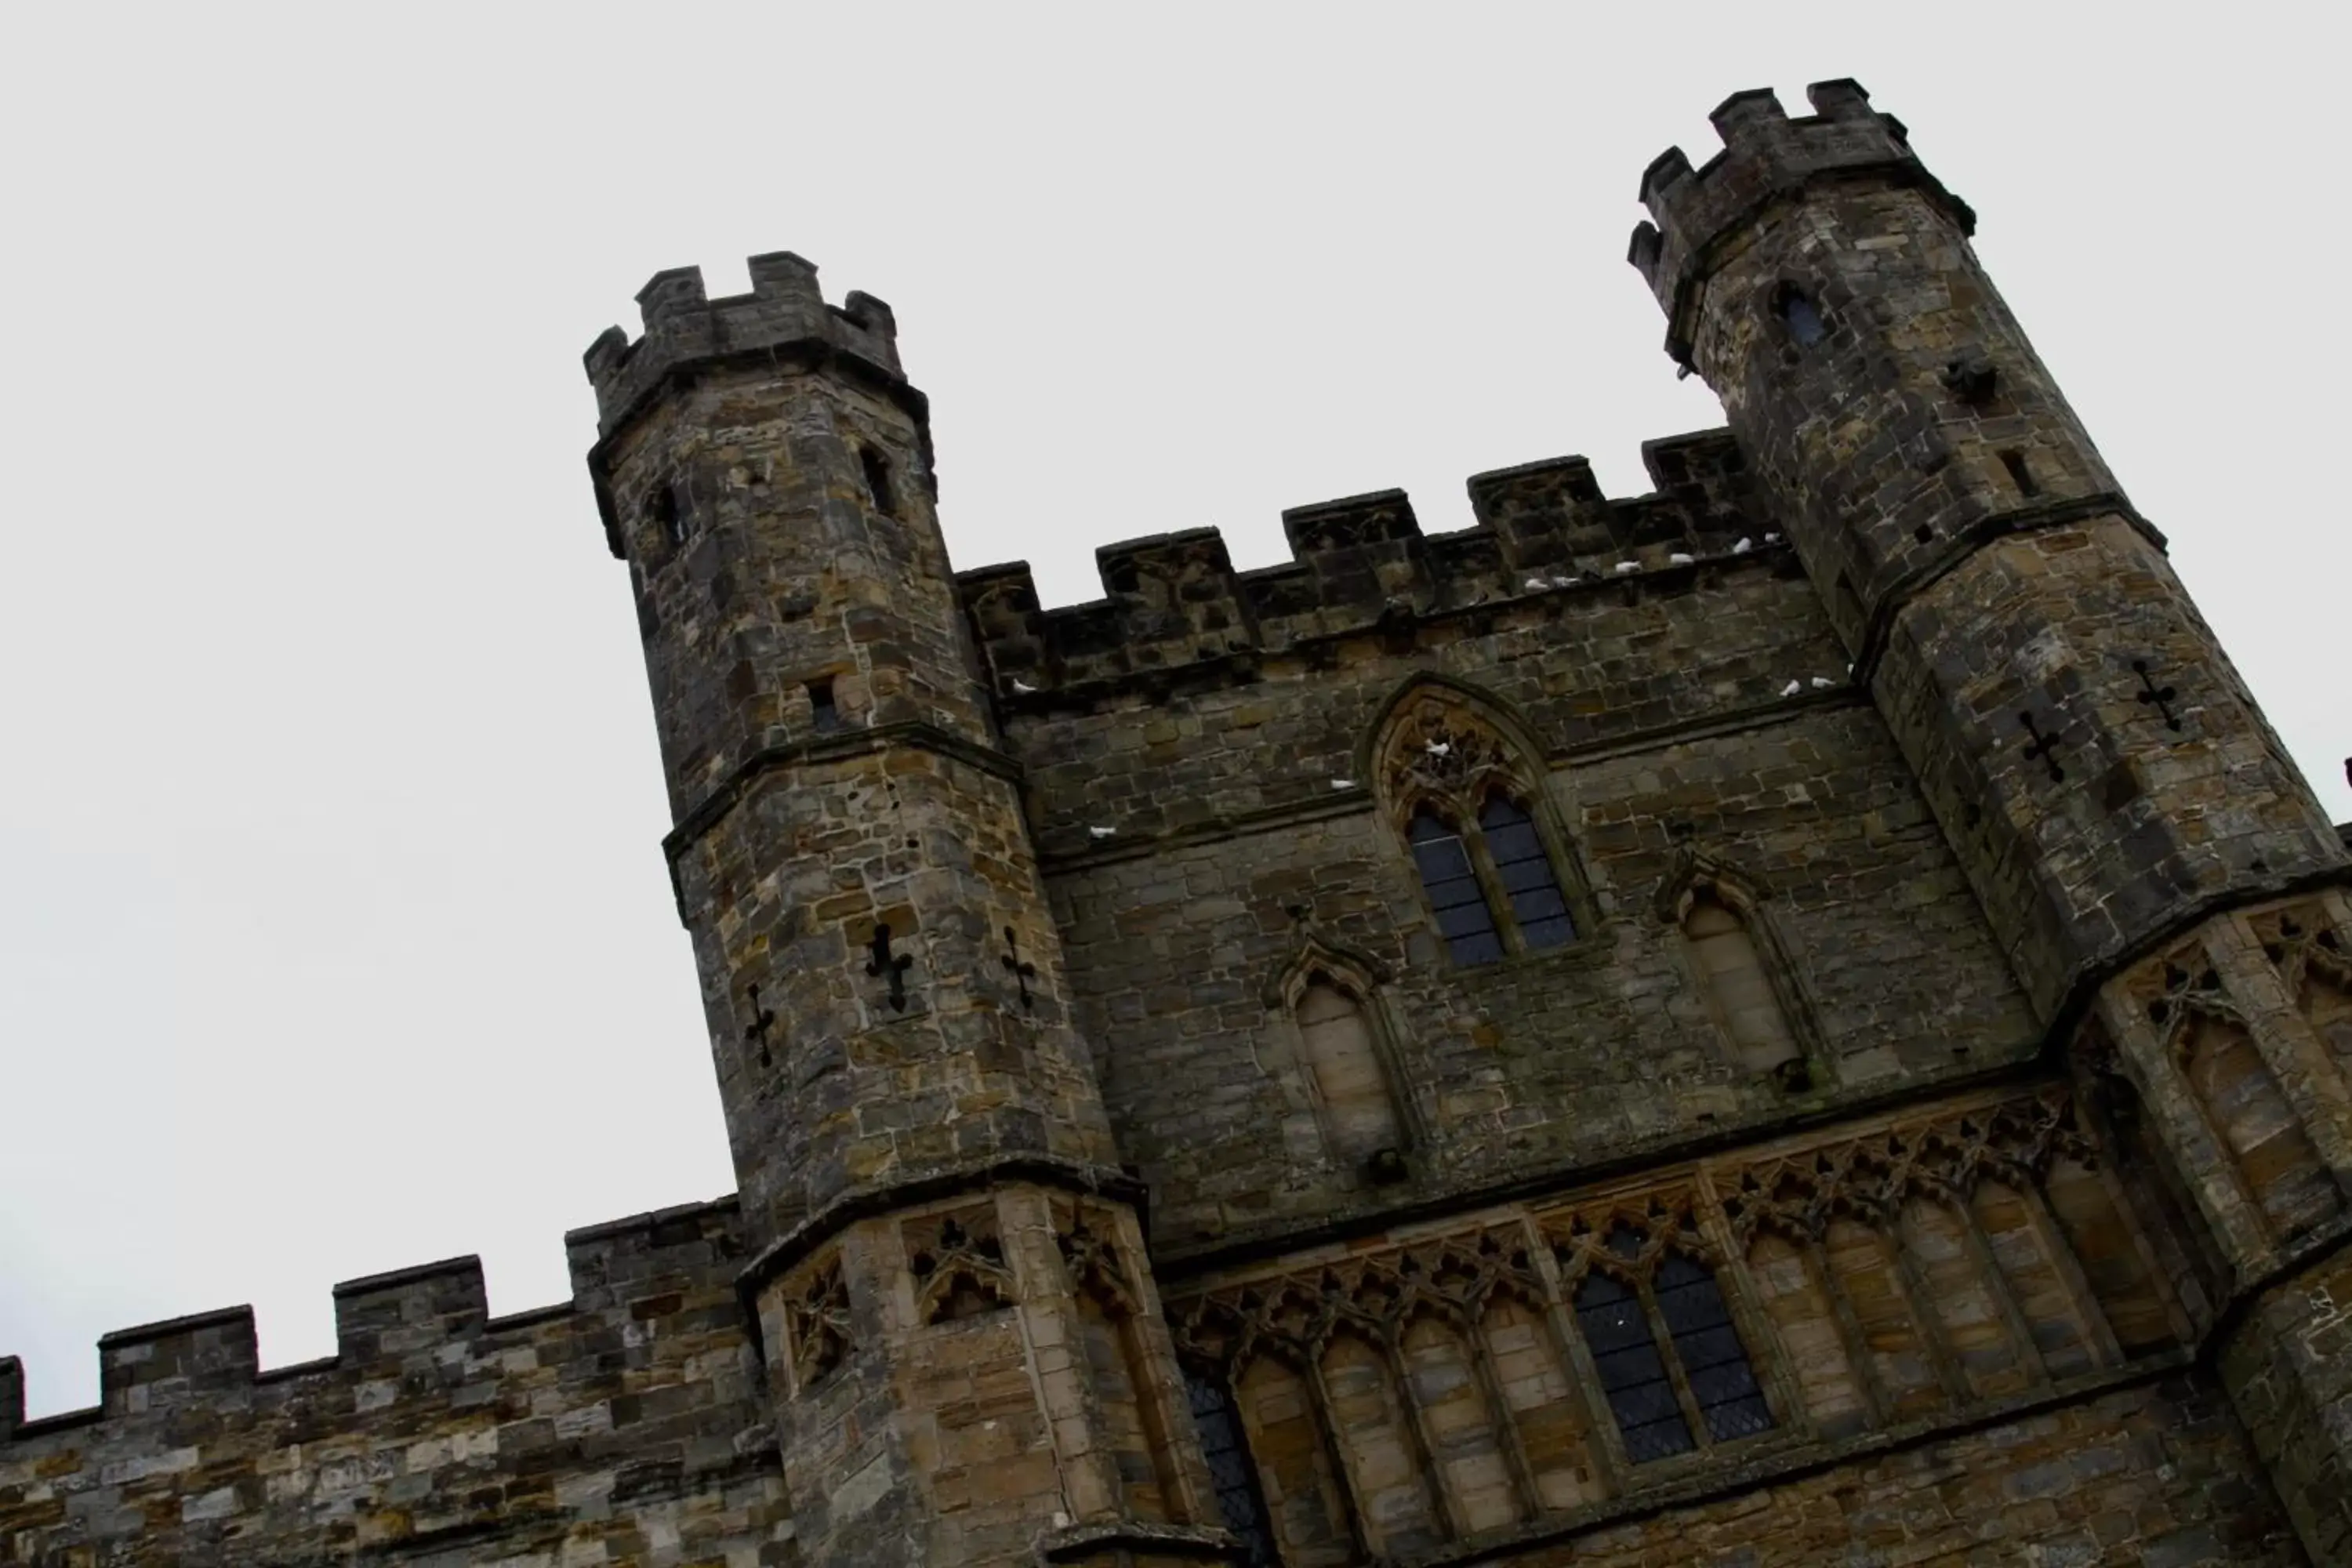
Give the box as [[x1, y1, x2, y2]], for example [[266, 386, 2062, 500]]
[[734, 1153, 1149, 1326]]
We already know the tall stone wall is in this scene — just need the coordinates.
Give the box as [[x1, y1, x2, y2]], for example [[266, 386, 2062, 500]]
[[0, 1199, 791, 1566]]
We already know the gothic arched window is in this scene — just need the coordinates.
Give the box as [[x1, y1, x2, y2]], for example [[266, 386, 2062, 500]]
[[1294, 978, 1406, 1175], [1682, 893, 1800, 1079], [1565, 1223, 1773, 1465], [1378, 688, 1586, 968], [1573, 1269, 1692, 1462]]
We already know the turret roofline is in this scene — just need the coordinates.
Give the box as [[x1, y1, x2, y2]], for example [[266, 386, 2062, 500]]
[[1627, 79, 1976, 367]]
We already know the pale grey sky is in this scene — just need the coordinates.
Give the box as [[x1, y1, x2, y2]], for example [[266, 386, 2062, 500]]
[[2, 5, 2343, 1417]]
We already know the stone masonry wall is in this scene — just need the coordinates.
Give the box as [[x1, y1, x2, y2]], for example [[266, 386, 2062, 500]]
[[1485, 1375, 2301, 1567], [963, 480, 2038, 1251], [0, 1198, 787, 1567]]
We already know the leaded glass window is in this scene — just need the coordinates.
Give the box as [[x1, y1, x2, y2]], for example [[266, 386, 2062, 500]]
[[1410, 811, 1503, 966], [1570, 1228, 1773, 1465], [1480, 795, 1575, 951], [1574, 1269, 1693, 1462], [1656, 1253, 1773, 1442], [1185, 1368, 1278, 1566]]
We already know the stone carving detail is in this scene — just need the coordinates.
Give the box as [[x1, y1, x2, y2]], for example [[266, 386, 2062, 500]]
[[1379, 693, 1521, 820], [1164, 1088, 2188, 1562], [1721, 1089, 2092, 1236], [784, 1252, 852, 1392], [909, 1208, 1015, 1324], [1056, 1206, 1137, 1312], [1172, 1226, 1546, 1372], [2255, 903, 2352, 1068], [2125, 935, 2342, 1245]]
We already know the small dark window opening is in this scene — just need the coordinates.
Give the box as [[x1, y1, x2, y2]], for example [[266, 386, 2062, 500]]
[[859, 447, 896, 516], [1410, 811, 1503, 966], [650, 481, 686, 548], [1776, 284, 1827, 348], [1575, 1266, 1695, 1463], [1185, 1368, 1279, 1566], [1480, 796, 1574, 951], [1999, 448, 2038, 498], [808, 678, 840, 733]]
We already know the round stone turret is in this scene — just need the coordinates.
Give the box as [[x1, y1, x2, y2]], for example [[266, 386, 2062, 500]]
[[584, 255, 1228, 1565], [1629, 80, 2346, 1021]]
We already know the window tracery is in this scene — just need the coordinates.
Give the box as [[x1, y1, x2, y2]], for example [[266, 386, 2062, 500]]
[[1548, 1203, 1773, 1465], [782, 1251, 851, 1394], [1161, 1087, 2186, 1550], [1374, 686, 1584, 967], [907, 1208, 1014, 1323], [2129, 942, 2342, 1245]]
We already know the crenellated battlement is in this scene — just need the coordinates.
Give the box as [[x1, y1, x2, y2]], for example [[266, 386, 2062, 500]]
[[1627, 80, 1976, 365], [958, 427, 1781, 700], [582, 251, 904, 439], [0, 1195, 747, 1444]]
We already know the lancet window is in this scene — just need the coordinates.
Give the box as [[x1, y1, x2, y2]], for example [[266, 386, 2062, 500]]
[[1661, 856, 1817, 1089], [1291, 975, 1406, 1180]]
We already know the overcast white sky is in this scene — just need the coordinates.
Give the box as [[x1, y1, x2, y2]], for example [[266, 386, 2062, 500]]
[[2, 5, 2344, 1417]]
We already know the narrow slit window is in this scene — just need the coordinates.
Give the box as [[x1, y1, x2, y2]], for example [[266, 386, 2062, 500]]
[[1410, 811, 1502, 966], [1185, 1368, 1279, 1566], [650, 481, 685, 548], [1574, 1269, 1694, 1462], [808, 678, 840, 733], [860, 447, 896, 516], [2000, 448, 2038, 497], [1654, 1253, 1773, 1443], [1777, 285, 1827, 347], [1479, 796, 1574, 951]]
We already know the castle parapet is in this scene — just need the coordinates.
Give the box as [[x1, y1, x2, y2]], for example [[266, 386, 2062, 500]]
[[1628, 80, 1976, 365], [958, 428, 1774, 701], [0, 1196, 745, 1446], [331, 1254, 489, 1364], [98, 1306, 260, 1418], [583, 251, 906, 440]]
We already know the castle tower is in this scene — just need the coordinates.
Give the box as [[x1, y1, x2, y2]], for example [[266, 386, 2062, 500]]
[[584, 256, 1232, 1566], [1631, 82, 2352, 1553]]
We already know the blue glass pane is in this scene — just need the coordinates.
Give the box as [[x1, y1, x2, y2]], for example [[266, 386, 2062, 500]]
[[1521, 916, 1576, 952], [1447, 928, 1504, 966]]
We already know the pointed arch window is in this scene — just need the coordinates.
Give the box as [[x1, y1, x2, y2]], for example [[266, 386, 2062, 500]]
[[1294, 978, 1406, 1176], [1682, 893, 1800, 1079], [1379, 689, 1588, 967], [1566, 1224, 1773, 1465]]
